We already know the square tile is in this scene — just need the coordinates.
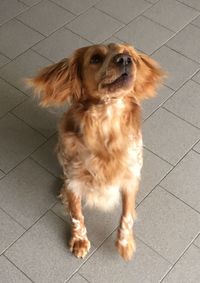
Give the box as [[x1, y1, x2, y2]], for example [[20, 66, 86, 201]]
[[164, 80, 200, 128], [17, 0, 74, 36], [33, 28, 90, 62], [0, 256, 31, 283], [194, 235, 200, 248], [103, 36, 124, 45], [163, 245, 200, 283], [66, 8, 123, 43], [0, 49, 51, 96], [161, 150, 200, 212], [0, 78, 26, 118], [0, 209, 25, 254], [20, 0, 42, 6], [52, 201, 121, 248], [192, 14, 200, 27], [152, 46, 200, 90], [0, 0, 27, 25], [0, 159, 57, 228], [79, 234, 171, 283], [167, 24, 200, 63], [135, 187, 200, 263], [52, 0, 99, 15], [193, 141, 200, 153], [192, 69, 200, 83], [31, 135, 61, 177], [178, 0, 200, 10], [115, 16, 174, 55], [96, 0, 151, 24], [144, 0, 199, 32], [143, 108, 200, 165], [12, 99, 59, 138], [142, 85, 174, 120], [68, 274, 88, 283], [0, 19, 44, 59], [138, 148, 172, 203], [0, 53, 10, 68], [0, 114, 45, 173], [5, 211, 93, 282]]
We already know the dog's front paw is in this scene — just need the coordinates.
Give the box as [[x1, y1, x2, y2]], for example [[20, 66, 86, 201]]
[[69, 237, 91, 258], [116, 233, 136, 261]]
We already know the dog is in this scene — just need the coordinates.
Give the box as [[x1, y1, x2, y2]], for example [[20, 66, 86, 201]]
[[28, 43, 164, 261]]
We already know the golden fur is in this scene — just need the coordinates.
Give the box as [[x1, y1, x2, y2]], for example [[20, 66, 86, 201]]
[[28, 43, 164, 260]]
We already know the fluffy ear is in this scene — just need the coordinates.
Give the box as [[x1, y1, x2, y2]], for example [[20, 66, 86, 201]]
[[26, 48, 86, 107], [134, 54, 165, 100]]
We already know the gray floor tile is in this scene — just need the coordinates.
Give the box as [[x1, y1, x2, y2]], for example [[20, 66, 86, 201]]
[[17, 0, 74, 36], [194, 235, 200, 248], [96, 0, 151, 24], [20, 0, 42, 6], [152, 46, 200, 90], [0, 256, 31, 283], [144, 0, 199, 32], [178, 0, 200, 10], [138, 148, 172, 203], [192, 69, 200, 83], [0, 53, 10, 68], [103, 36, 124, 44], [142, 85, 174, 120], [52, 201, 121, 248], [31, 135, 62, 177], [164, 80, 200, 128], [161, 150, 200, 212], [0, 19, 44, 59], [0, 158, 58, 228], [52, 0, 99, 15], [0, 170, 4, 179], [0, 114, 45, 173], [0, 209, 25, 254], [192, 14, 200, 27], [33, 28, 90, 62], [5, 211, 94, 282], [12, 98, 59, 138], [66, 8, 123, 43], [115, 16, 174, 55], [143, 108, 200, 165], [0, 78, 27, 118], [0, 49, 51, 96], [193, 141, 200, 153], [68, 274, 89, 283], [0, 0, 27, 26], [163, 245, 200, 283], [167, 24, 200, 63], [135, 187, 200, 263], [79, 234, 171, 283]]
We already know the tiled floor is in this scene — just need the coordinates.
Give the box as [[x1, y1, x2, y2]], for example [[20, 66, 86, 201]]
[[0, 0, 200, 282]]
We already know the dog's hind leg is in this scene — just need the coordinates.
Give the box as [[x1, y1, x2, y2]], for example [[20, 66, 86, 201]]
[[59, 185, 91, 258]]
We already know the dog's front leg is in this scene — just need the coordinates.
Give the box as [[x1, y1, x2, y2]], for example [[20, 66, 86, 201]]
[[116, 185, 138, 261], [60, 186, 91, 258]]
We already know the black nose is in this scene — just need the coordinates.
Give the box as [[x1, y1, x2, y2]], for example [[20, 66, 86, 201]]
[[113, 53, 132, 66]]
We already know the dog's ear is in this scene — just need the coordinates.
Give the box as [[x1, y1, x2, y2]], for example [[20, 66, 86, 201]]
[[26, 48, 86, 107], [134, 54, 165, 100]]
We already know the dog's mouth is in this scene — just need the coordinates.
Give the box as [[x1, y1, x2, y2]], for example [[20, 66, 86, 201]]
[[102, 71, 133, 89]]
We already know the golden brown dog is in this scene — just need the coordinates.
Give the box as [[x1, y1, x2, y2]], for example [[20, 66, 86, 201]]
[[28, 43, 164, 261]]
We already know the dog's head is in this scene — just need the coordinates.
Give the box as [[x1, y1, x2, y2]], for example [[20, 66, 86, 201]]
[[28, 43, 164, 106]]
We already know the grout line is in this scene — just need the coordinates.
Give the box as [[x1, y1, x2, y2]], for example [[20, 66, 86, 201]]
[[3, 254, 34, 282], [0, 207, 27, 231], [49, 0, 76, 16], [143, 146, 174, 167], [162, 106, 200, 130], [159, 185, 200, 215], [78, 273, 91, 283], [15, 17, 46, 37], [160, 232, 200, 282], [142, 14, 175, 33], [176, 0, 200, 12], [29, 156, 59, 179], [192, 148, 200, 154]]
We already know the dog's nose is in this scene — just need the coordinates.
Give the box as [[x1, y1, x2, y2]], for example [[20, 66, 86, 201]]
[[113, 53, 132, 66]]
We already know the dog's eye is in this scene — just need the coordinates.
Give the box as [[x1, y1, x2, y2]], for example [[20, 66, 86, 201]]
[[90, 54, 103, 64]]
